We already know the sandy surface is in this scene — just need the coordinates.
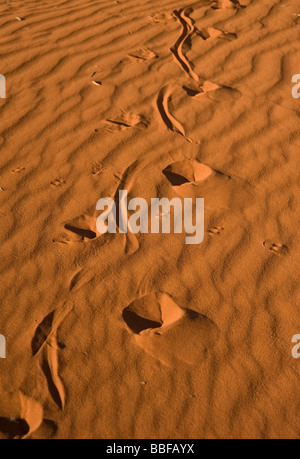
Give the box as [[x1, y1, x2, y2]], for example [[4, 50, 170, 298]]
[[0, 0, 300, 439]]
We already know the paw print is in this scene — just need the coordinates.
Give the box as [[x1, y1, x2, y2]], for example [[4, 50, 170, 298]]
[[51, 178, 66, 187], [11, 167, 25, 174], [263, 240, 287, 255], [208, 226, 224, 236]]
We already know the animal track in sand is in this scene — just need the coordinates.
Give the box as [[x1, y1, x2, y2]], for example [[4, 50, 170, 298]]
[[208, 226, 224, 236], [0, 417, 29, 439], [194, 26, 237, 41], [90, 161, 121, 181], [123, 307, 162, 335], [171, 8, 199, 82], [69, 269, 93, 292], [163, 160, 214, 185], [211, 0, 246, 9], [163, 159, 254, 211], [18, 393, 44, 439], [156, 8, 240, 141], [11, 167, 25, 174], [205, 27, 237, 41], [31, 304, 72, 411], [0, 392, 44, 439], [127, 48, 158, 62], [91, 162, 105, 176], [53, 214, 98, 244], [157, 86, 192, 142], [41, 336, 66, 410], [32, 302, 73, 356], [147, 12, 175, 24], [123, 293, 219, 366], [54, 163, 140, 251], [170, 7, 238, 81], [183, 80, 242, 101], [263, 240, 288, 255], [104, 112, 149, 132], [32, 311, 55, 356], [50, 178, 65, 187]]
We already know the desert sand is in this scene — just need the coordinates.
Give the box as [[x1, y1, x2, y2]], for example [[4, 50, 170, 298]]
[[0, 0, 300, 440]]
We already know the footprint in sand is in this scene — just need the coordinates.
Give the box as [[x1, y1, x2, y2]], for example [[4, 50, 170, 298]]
[[0, 417, 29, 440], [90, 161, 121, 182], [0, 393, 43, 439], [91, 162, 106, 176], [163, 159, 213, 185], [103, 112, 149, 133], [183, 80, 242, 102], [147, 12, 175, 24], [123, 293, 219, 366], [263, 240, 288, 255], [127, 48, 158, 62], [53, 214, 98, 244], [205, 27, 237, 41], [163, 159, 254, 211], [195, 27, 237, 41]]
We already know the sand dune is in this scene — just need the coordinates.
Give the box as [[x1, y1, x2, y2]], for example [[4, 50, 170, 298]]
[[0, 0, 300, 439]]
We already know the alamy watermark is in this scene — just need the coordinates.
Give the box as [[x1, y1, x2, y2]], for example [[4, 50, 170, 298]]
[[292, 74, 300, 99], [0, 335, 6, 359], [291, 76, 300, 359], [292, 335, 300, 359], [0, 74, 6, 98], [96, 191, 204, 245]]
